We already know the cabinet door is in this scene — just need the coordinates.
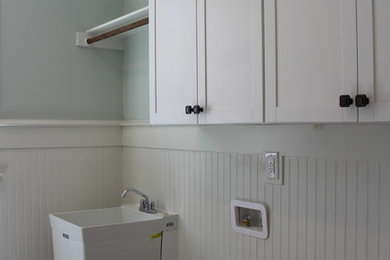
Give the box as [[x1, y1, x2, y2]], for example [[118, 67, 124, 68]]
[[264, 0, 358, 123], [197, 0, 264, 124], [357, 0, 390, 122], [149, 0, 198, 125]]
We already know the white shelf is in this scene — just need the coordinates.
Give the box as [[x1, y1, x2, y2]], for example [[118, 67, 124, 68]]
[[76, 6, 149, 50]]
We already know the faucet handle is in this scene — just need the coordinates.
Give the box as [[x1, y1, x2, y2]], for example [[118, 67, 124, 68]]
[[144, 200, 150, 210], [139, 199, 157, 214]]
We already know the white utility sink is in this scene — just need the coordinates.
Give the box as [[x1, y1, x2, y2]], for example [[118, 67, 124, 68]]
[[49, 206, 177, 260]]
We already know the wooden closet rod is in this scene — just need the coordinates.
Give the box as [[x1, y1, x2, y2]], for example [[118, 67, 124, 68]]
[[87, 17, 149, 44]]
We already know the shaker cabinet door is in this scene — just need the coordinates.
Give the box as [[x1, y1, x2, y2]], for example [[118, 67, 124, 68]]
[[198, 0, 264, 124], [149, 0, 198, 125], [357, 0, 390, 122], [264, 0, 358, 123]]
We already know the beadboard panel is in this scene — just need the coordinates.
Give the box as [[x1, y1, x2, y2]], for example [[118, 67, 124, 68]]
[[0, 147, 122, 260], [123, 147, 390, 260]]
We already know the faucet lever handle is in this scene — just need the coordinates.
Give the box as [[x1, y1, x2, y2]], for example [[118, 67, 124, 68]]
[[140, 199, 146, 209]]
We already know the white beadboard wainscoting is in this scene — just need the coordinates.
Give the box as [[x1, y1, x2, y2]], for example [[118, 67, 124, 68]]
[[0, 147, 122, 260], [123, 147, 390, 260], [0, 126, 122, 260]]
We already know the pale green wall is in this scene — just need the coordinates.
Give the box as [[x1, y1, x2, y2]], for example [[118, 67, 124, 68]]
[[123, 27, 149, 121], [123, 0, 147, 12], [123, 124, 390, 161], [0, 0, 124, 119], [123, 0, 149, 121]]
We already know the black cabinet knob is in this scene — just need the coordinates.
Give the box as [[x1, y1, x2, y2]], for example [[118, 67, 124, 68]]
[[192, 105, 204, 114], [339, 95, 353, 107], [355, 94, 369, 107], [185, 105, 204, 115], [185, 105, 193, 114]]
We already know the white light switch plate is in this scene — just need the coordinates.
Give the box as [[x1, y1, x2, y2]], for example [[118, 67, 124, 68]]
[[264, 152, 283, 185]]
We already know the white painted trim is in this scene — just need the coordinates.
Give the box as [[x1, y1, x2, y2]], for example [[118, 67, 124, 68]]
[[121, 120, 150, 126], [0, 125, 122, 149], [0, 120, 153, 127], [0, 120, 122, 127]]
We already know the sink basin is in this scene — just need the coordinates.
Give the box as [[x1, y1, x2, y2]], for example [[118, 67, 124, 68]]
[[51, 206, 160, 228], [49, 206, 177, 260]]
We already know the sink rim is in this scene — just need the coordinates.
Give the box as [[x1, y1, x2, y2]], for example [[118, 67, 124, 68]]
[[50, 206, 163, 229]]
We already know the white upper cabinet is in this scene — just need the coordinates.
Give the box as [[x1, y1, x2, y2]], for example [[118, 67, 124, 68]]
[[150, 0, 263, 125], [357, 0, 390, 122], [197, 0, 263, 124], [264, 0, 358, 123], [150, 0, 390, 125], [149, 0, 198, 125]]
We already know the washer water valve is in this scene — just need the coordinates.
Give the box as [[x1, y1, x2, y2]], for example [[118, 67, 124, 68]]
[[231, 200, 268, 239], [241, 215, 251, 227]]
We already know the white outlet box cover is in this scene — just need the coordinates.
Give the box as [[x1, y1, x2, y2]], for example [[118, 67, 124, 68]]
[[264, 152, 283, 185], [231, 200, 268, 239]]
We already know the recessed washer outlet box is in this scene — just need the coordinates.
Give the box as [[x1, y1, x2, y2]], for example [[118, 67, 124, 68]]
[[231, 200, 268, 239]]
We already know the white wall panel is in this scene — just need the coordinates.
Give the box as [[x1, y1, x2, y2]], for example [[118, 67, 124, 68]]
[[123, 147, 390, 260], [0, 147, 122, 260]]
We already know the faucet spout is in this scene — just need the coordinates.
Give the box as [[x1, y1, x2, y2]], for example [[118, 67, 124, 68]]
[[121, 187, 149, 201]]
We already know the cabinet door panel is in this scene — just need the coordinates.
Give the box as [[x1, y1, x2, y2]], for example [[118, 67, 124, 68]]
[[149, 0, 198, 125], [198, 0, 263, 124], [358, 0, 390, 121], [265, 0, 358, 123]]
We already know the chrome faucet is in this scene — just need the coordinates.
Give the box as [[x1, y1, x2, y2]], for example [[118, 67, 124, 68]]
[[121, 188, 157, 214]]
